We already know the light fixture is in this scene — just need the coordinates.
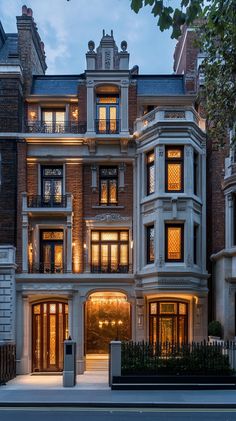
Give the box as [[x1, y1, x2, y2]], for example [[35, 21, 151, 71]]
[[83, 243, 87, 249], [72, 109, 78, 119], [29, 111, 37, 120], [130, 240, 133, 249]]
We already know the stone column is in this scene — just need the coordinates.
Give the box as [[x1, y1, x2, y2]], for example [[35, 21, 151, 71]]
[[72, 291, 85, 374], [22, 212, 28, 273], [185, 145, 193, 196], [66, 215, 72, 273], [86, 80, 95, 135], [120, 80, 129, 134], [226, 193, 234, 248], [0, 246, 16, 343], [135, 298, 145, 342], [19, 296, 30, 374]]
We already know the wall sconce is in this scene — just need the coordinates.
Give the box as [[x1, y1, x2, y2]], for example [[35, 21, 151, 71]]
[[72, 242, 76, 247], [72, 109, 78, 119], [83, 243, 87, 250], [130, 240, 133, 249], [194, 296, 199, 305], [29, 111, 37, 120]]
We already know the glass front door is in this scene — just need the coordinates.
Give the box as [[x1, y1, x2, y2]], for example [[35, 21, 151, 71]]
[[32, 302, 68, 372], [86, 292, 131, 354], [40, 230, 64, 273], [149, 301, 188, 344]]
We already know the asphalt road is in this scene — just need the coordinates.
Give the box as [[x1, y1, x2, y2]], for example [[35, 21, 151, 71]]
[[1, 408, 236, 421]]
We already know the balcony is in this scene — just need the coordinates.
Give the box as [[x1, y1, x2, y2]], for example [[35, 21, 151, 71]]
[[25, 120, 87, 134], [95, 119, 120, 134], [22, 193, 73, 215], [91, 264, 132, 274], [29, 262, 65, 274], [134, 107, 206, 136]]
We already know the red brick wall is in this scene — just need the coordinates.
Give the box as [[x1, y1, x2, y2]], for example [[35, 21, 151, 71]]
[[66, 163, 83, 273], [27, 163, 38, 195], [16, 141, 27, 271]]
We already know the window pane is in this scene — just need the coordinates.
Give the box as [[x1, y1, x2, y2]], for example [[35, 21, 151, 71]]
[[167, 163, 182, 191], [179, 303, 187, 315], [120, 231, 129, 241], [42, 111, 53, 123], [101, 232, 118, 241], [110, 244, 118, 271], [109, 107, 117, 120], [167, 226, 182, 260], [147, 225, 155, 263], [97, 97, 118, 103], [34, 305, 41, 314], [100, 168, 118, 177], [54, 244, 63, 270], [55, 111, 65, 123], [43, 168, 63, 177], [91, 244, 99, 265], [101, 244, 108, 269], [120, 244, 128, 265], [167, 149, 182, 159], [160, 303, 177, 314], [91, 232, 99, 241], [53, 180, 62, 202], [109, 180, 117, 203], [147, 152, 155, 163], [100, 180, 108, 204], [150, 303, 157, 315], [148, 164, 155, 194], [50, 304, 56, 314], [42, 231, 63, 240]]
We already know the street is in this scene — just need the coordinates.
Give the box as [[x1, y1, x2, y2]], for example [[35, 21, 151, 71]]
[[0, 408, 236, 421]]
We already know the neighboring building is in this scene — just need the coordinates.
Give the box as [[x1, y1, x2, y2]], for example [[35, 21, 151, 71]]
[[0, 7, 209, 375]]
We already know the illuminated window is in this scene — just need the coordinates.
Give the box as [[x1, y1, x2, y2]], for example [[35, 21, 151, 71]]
[[99, 167, 118, 205], [146, 151, 155, 195], [91, 231, 129, 273], [165, 147, 184, 192], [40, 230, 64, 273], [146, 225, 155, 264], [42, 109, 65, 133], [41, 166, 63, 206], [165, 224, 184, 262], [96, 96, 119, 134]]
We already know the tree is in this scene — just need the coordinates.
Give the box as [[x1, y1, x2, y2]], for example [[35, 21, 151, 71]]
[[130, 0, 236, 143]]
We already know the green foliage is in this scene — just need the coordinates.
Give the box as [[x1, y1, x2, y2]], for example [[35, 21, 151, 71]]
[[121, 341, 234, 376], [208, 320, 223, 337], [129, 0, 236, 144]]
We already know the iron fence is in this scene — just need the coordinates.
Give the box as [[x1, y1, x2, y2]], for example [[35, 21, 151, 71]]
[[91, 264, 132, 274], [0, 343, 16, 385], [29, 262, 65, 274], [121, 341, 236, 376], [25, 121, 87, 134]]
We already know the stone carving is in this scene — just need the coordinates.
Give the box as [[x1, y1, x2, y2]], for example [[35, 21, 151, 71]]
[[94, 213, 129, 222], [187, 254, 193, 267], [164, 111, 185, 119], [121, 40, 127, 52], [88, 40, 95, 53], [105, 50, 111, 69]]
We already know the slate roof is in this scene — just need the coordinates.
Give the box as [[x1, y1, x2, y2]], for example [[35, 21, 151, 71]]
[[31, 76, 83, 96], [0, 33, 19, 64], [136, 75, 185, 96]]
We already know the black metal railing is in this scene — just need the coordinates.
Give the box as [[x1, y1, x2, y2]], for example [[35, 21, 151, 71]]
[[25, 120, 87, 134], [95, 119, 120, 134], [27, 195, 67, 208], [0, 343, 16, 385], [91, 264, 132, 274], [121, 341, 236, 376], [29, 263, 65, 274]]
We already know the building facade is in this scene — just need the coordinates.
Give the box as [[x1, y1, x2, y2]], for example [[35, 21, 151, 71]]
[[0, 7, 211, 375]]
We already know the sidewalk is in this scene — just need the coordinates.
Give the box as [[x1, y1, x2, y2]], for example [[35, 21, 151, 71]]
[[0, 372, 236, 408]]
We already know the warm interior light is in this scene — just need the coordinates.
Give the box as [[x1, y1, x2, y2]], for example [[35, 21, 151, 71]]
[[83, 243, 87, 249], [130, 240, 133, 249], [72, 109, 78, 119], [29, 111, 37, 120]]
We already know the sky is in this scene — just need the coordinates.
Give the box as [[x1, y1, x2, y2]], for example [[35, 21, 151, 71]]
[[0, 0, 179, 75]]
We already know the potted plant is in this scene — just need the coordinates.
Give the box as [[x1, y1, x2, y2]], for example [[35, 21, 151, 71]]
[[208, 320, 222, 341]]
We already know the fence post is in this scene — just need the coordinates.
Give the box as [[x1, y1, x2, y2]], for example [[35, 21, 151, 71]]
[[109, 341, 121, 387]]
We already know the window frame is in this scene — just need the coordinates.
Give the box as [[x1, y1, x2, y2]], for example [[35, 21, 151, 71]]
[[146, 150, 155, 196], [99, 166, 118, 206], [146, 224, 155, 264], [165, 146, 184, 193], [165, 223, 184, 263], [193, 151, 199, 196], [90, 230, 129, 273], [41, 165, 63, 204]]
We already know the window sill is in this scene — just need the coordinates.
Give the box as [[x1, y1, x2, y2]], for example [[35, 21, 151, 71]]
[[92, 205, 124, 209]]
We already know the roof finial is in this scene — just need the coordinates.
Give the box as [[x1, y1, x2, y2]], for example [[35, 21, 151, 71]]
[[102, 29, 105, 37]]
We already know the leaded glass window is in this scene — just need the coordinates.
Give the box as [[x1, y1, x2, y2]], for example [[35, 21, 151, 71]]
[[99, 167, 118, 205], [165, 147, 184, 192], [147, 225, 155, 264], [146, 151, 155, 195], [165, 224, 184, 262], [41, 166, 63, 205]]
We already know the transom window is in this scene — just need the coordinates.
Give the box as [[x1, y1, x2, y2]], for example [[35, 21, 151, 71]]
[[146, 151, 155, 195], [99, 167, 118, 206], [91, 230, 129, 273], [41, 166, 63, 205], [165, 147, 184, 192], [165, 224, 184, 262], [146, 225, 155, 264]]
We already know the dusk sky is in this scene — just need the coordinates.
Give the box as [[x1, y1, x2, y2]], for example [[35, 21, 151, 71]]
[[0, 0, 179, 75]]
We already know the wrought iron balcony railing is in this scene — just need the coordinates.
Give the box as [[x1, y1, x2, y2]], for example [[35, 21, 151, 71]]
[[25, 120, 87, 134], [91, 264, 132, 274], [27, 195, 67, 208], [95, 119, 120, 134], [29, 262, 65, 274]]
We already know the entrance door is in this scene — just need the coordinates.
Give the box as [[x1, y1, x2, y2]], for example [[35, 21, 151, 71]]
[[86, 292, 131, 354], [40, 230, 64, 273], [32, 302, 68, 372]]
